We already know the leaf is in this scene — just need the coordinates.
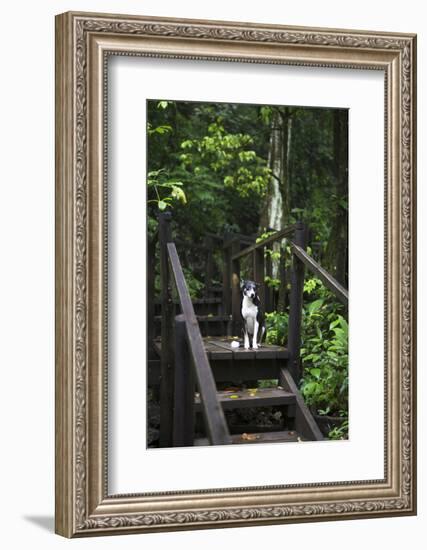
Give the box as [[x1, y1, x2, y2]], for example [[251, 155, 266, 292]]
[[308, 299, 324, 315], [310, 368, 321, 380], [158, 200, 167, 211], [171, 185, 187, 204], [229, 394, 240, 399], [154, 124, 172, 134], [241, 433, 260, 441]]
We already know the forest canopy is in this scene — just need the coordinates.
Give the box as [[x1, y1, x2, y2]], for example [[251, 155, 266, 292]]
[[147, 99, 348, 285]]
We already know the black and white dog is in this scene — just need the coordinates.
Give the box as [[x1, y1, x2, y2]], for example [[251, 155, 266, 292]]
[[231, 280, 266, 349]]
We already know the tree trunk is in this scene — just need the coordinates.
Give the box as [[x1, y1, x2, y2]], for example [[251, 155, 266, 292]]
[[324, 110, 348, 286], [259, 108, 292, 311], [259, 108, 291, 232]]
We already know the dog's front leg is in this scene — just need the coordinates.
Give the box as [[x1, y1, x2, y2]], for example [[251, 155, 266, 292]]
[[243, 326, 250, 350], [252, 320, 259, 349]]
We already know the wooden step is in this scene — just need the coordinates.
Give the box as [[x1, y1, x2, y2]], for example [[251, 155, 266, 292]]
[[155, 297, 222, 306], [194, 430, 304, 446], [152, 337, 288, 382], [194, 387, 295, 411], [154, 314, 231, 323], [152, 338, 288, 362]]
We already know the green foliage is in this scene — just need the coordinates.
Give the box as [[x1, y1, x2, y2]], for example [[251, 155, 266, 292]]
[[265, 275, 348, 423], [147, 169, 186, 211], [264, 276, 280, 290], [299, 279, 348, 417], [265, 311, 289, 347], [328, 419, 349, 440], [180, 119, 271, 198], [181, 267, 204, 299]]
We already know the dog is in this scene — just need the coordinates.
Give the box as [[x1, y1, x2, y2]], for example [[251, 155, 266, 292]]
[[231, 279, 266, 349]]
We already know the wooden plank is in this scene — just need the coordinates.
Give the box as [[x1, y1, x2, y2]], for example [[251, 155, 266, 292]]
[[195, 387, 295, 411], [154, 314, 231, 324], [210, 360, 278, 382], [204, 340, 231, 361], [159, 212, 174, 447], [154, 297, 222, 306], [279, 367, 323, 441], [290, 243, 349, 305], [204, 236, 214, 297], [231, 224, 298, 261], [253, 247, 265, 309], [194, 430, 303, 446], [222, 235, 232, 316], [287, 222, 306, 382], [209, 338, 288, 360], [167, 243, 231, 446], [173, 316, 195, 447], [231, 239, 241, 336], [157, 336, 289, 362], [222, 234, 254, 249], [210, 339, 256, 360], [147, 237, 156, 348], [277, 244, 288, 312], [265, 244, 273, 313], [147, 359, 160, 386], [254, 347, 276, 360]]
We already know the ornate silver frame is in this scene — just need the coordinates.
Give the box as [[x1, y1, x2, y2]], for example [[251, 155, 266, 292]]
[[55, 11, 417, 537]]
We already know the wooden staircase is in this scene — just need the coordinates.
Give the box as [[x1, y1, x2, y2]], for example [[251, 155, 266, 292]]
[[152, 321, 322, 445], [150, 212, 348, 448]]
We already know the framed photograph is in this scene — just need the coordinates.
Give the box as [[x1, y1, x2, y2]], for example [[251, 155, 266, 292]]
[[55, 11, 417, 537]]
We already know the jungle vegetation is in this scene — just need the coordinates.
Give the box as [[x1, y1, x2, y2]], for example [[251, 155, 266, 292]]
[[147, 99, 349, 438]]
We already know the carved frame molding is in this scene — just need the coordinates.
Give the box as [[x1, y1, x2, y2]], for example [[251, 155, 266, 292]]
[[55, 11, 416, 537]]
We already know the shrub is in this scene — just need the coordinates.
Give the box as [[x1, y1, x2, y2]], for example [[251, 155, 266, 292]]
[[265, 277, 348, 419]]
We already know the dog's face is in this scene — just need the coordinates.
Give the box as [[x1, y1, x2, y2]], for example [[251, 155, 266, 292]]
[[241, 280, 259, 299]]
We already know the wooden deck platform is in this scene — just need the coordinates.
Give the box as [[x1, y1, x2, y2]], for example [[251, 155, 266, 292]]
[[153, 336, 289, 362], [194, 430, 305, 446], [194, 387, 295, 411]]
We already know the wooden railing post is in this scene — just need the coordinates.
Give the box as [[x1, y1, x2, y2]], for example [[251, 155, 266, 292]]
[[265, 244, 273, 313], [204, 236, 213, 298], [173, 315, 195, 447], [231, 239, 241, 336], [253, 247, 265, 309], [277, 243, 288, 312], [222, 233, 232, 316], [147, 236, 156, 344], [159, 211, 174, 447], [167, 243, 231, 445], [287, 221, 307, 383]]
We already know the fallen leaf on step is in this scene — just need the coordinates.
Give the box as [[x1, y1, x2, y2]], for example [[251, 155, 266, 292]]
[[241, 433, 260, 441], [229, 394, 240, 399]]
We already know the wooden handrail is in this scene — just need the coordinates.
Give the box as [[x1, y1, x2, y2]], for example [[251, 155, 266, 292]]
[[231, 224, 298, 261], [290, 243, 349, 305], [223, 234, 255, 249], [167, 243, 232, 445]]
